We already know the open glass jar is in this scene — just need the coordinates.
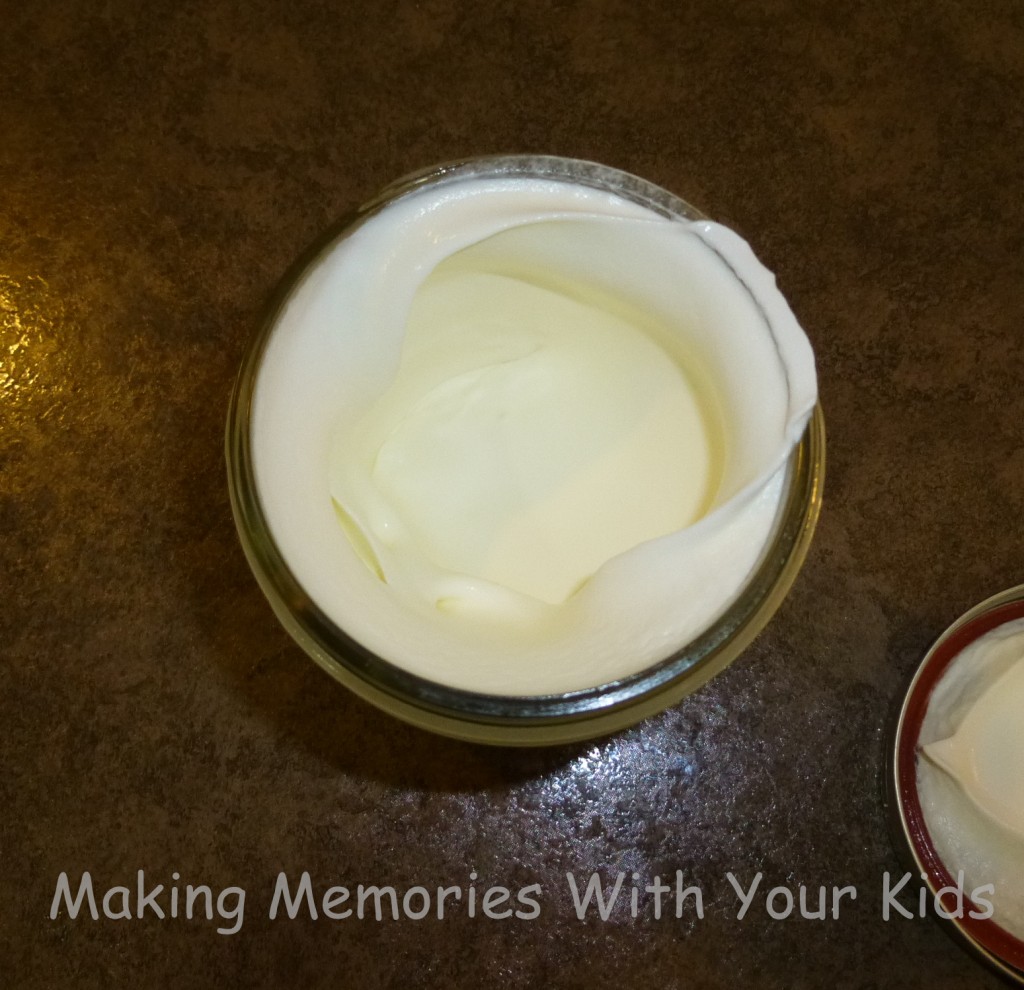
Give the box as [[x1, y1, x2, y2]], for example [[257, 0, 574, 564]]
[[891, 585, 1024, 983], [226, 156, 825, 746]]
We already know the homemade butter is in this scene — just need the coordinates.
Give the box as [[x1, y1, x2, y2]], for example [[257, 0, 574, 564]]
[[329, 234, 720, 610], [251, 173, 817, 695], [918, 618, 1024, 938]]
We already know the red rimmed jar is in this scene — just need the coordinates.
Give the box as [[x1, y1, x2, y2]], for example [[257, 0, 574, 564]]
[[892, 584, 1024, 983]]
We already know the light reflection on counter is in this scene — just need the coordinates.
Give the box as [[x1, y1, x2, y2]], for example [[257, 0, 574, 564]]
[[0, 273, 68, 415], [524, 718, 710, 880]]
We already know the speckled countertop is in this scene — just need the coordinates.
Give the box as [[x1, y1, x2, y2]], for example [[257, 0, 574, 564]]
[[3, 1, 1023, 987]]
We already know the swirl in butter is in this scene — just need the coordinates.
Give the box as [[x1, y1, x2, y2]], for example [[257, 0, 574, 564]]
[[251, 175, 817, 695]]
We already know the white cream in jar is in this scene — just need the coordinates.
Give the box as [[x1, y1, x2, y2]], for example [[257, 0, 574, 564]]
[[918, 618, 1024, 938], [251, 173, 817, 695]]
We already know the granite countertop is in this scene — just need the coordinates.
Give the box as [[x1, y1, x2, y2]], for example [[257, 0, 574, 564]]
[[3, 1, 1022, 987]]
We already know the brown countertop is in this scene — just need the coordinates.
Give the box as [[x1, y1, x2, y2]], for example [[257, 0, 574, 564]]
[[3, 1, 1022, 986]]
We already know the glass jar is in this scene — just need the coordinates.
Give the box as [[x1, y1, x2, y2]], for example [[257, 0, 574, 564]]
[[225, 155, 825, 746]]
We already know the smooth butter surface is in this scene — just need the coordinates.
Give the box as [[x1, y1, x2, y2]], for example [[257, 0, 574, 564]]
[[924, 655, 1024, 839], [332, 259, 718, 608]]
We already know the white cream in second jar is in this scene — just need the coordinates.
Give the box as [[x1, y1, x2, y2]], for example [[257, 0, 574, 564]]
[[918, 618, 1024, 939], [251, 174, 817, 695]]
